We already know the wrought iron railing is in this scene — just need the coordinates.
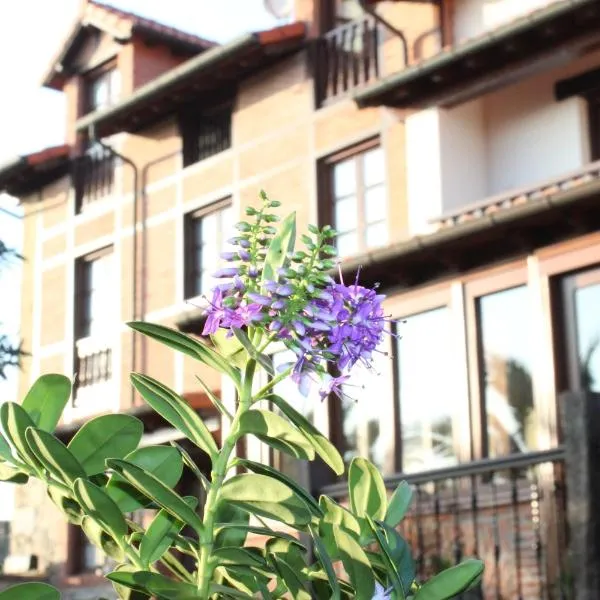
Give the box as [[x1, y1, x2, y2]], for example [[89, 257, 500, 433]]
[[73, 338, 113, 408], [0, 521, 9, 566], [321, 448, 569, 599], [315, 16, 381, 105], [72, 145, 117, 212]]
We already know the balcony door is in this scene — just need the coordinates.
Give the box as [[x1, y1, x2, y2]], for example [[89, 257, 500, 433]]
[[559, 268, 600, 394]]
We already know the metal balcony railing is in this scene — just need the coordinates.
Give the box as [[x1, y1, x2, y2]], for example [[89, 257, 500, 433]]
[[315, 16, 381, 105], [322, 448, 569, 599], [73, 337, 113, 409], [72, 145, 117, 212]]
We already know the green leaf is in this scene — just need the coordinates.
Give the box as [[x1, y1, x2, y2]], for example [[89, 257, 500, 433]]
[[130, 373, 218, 460], [270, 556, 311, 600], [106, 445, 184, 513], [333, 527, 375, 599], [194, 372, 233, 419], [21, 374, 71, 432], [107, 570, 198, 599], [209, 583, 255, 599], [238, 410, 315, 460], [0, 582, 60, 600], [268, 394, 344, 475], [47, 487, 83, 524], [213, 547, 267, 569], [232, 329, 274, 375], [413, 559, 484, 600], [0, 433, 14, 462], [127, 321, 241, 386], [385, 481, 413, 528], [110, 564, 152, 599], [318, 496, 361, 559], [73, 478, 128, 539], [107, 458, 204, 535], [366, 515, 405, 598], [348, 457, 387, 521], [309, 525, 341, 600], [214, 503, 250, 548], [261, 211, 296, 287], [216, 523, 301, 549], [220, 473, 311, 527], [81, 516, 126, 562], [380, 521, 415, 592], [139, 496, 197, 566], [68, 414, 143, 475], [0, 462, 28, 484], [237, 458, 322, 517], [0, 402, 43, 471], [25, 427, 86, 484]]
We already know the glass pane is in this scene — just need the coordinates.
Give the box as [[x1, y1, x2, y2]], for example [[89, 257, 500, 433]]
[[200, 243, 218, 272], [340, 346, 392, 472], [365, 185, 386, 223], [397, 307, 457, 473], [334, 196, 358, 233], [479, 286, 534, 458], [333, 159, 357, 198], [220, 206, 234, 247], [574, 282, 600, 393], [336, 232, 358, 258], [365, 221, 388, 249], [200, 213, 217, 242], [363, 147, 385, 187], [200, 270, 213, 297]]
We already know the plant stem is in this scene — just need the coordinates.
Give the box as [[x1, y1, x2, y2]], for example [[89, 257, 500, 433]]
[[196, 359, 257, 597]]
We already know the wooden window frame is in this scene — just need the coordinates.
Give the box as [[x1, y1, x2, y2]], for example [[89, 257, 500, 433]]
[[83, 60, 119, 115], [183, 198, 232, 301], [74, 246, 113, 341], [586, 90, 600, 162], [318, 136, 386, 257]]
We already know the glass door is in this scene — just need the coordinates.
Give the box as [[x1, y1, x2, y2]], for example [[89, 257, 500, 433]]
[[560, 268, 600, 393]]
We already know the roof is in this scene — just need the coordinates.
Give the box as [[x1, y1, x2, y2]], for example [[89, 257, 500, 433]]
[[44, 0, 216, 90], [76, 22, 307, 137], [0, 145, 71, 197], [354, 0, 600, 109], [339, 161, 600, 290]]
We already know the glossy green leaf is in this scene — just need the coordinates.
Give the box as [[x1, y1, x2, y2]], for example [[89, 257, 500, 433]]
[[216, 523, 301, 550], [107, 458, 204, 535], [261, 211, 296, 286], [214, 503, 250, 548], [366, 515, 405, 598], [108, 570, 199, 599], [380, 521, 415, 592], [218, 566, 272, 598], [21, 374, 71, 432], [209, 583, 255, 599], [239, 410, 315, 460], [68, 414, 143, 475], [139, 496, 197, 566], [413, 559, 484, 600], [106, 445, 184, 512], [130, 373, 217, 459], [268, 394, 344, 475], [47, 487, 83, 524], [348, 457, 387, 521], [270, 556, 311, 600], [232, 329, 274, 375], [0, 402, 43, 471], [81, 516, 126, 562], [304, 531, 341, 600], [319, 496, 362, 545], [127, 321, 241, 385], [25, 427, 85, 484], [333, 527, 375, 599], [0, 582, 60, 600], [111, 564, 152, 600], [266, 537, 307, 575], [385, 481, 413, 528], [214, 546, 267, 569], [73, 478, 128, 539], [170, 441, 209, 491], [220, 473, 311, 527], [238, 458, 321, 517], [0, 433, 14, 462], [210, 329, 246, 371], [194, 372, 233, 419], [0, 462, 28, 483]]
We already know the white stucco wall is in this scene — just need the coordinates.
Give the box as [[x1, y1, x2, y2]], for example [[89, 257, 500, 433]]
[[454, 0, 562, 43]]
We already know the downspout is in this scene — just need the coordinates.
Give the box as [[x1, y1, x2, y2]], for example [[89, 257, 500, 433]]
[[88, 127, 140, 408], [359, 0, 409, 67]]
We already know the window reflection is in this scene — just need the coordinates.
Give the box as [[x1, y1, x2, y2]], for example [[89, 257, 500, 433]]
[[397, 307, 457, 474], [339, 344, 393, 473], [574, 283, 600, 393], [478, 286, 535, 457]]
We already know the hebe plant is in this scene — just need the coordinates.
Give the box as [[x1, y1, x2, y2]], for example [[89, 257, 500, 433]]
[[0, 194, 483, 599]]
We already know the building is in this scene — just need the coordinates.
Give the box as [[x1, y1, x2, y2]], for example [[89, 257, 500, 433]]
[[1, 0, 600, 597]]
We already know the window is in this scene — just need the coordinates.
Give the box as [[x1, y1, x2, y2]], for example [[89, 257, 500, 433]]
[[396, 307, 459, 474], [73, 141, 116, 212], [75, 248, 114, 340], [67, 526, 111, 575], [184, 200, 234, 300], [85, 66, 121, 113], [477, 286, 535, 458], [320, 140, 387, 258], [179, 105, 232, 168], [587, 91, 600, 161]]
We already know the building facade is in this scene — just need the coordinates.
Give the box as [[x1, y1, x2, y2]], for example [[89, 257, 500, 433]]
[[1, 0, 600, 597]]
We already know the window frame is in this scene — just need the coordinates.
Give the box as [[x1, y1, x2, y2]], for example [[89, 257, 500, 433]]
[[183, 198, 233, 301], [318, 136, 387, 258], [587, 90, 600, 162], [83, 60, 120, 115]]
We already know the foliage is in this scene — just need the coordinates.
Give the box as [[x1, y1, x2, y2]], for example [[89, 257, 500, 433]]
[[0, 195, 483, 599]]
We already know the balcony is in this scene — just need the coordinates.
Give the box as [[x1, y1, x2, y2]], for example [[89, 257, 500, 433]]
[[72, 145, 117, 212], [72, 337, 113, 417], [315, 0, 600, 110]]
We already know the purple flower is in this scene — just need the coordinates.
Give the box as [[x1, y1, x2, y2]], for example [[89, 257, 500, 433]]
[[202, 289, 228, 335], [276, 284, 293, 297], [221, 251, 238, 261], [318, 374, 350, 401], [213, 267, 240, 278], [247, 293, 271, 306]]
